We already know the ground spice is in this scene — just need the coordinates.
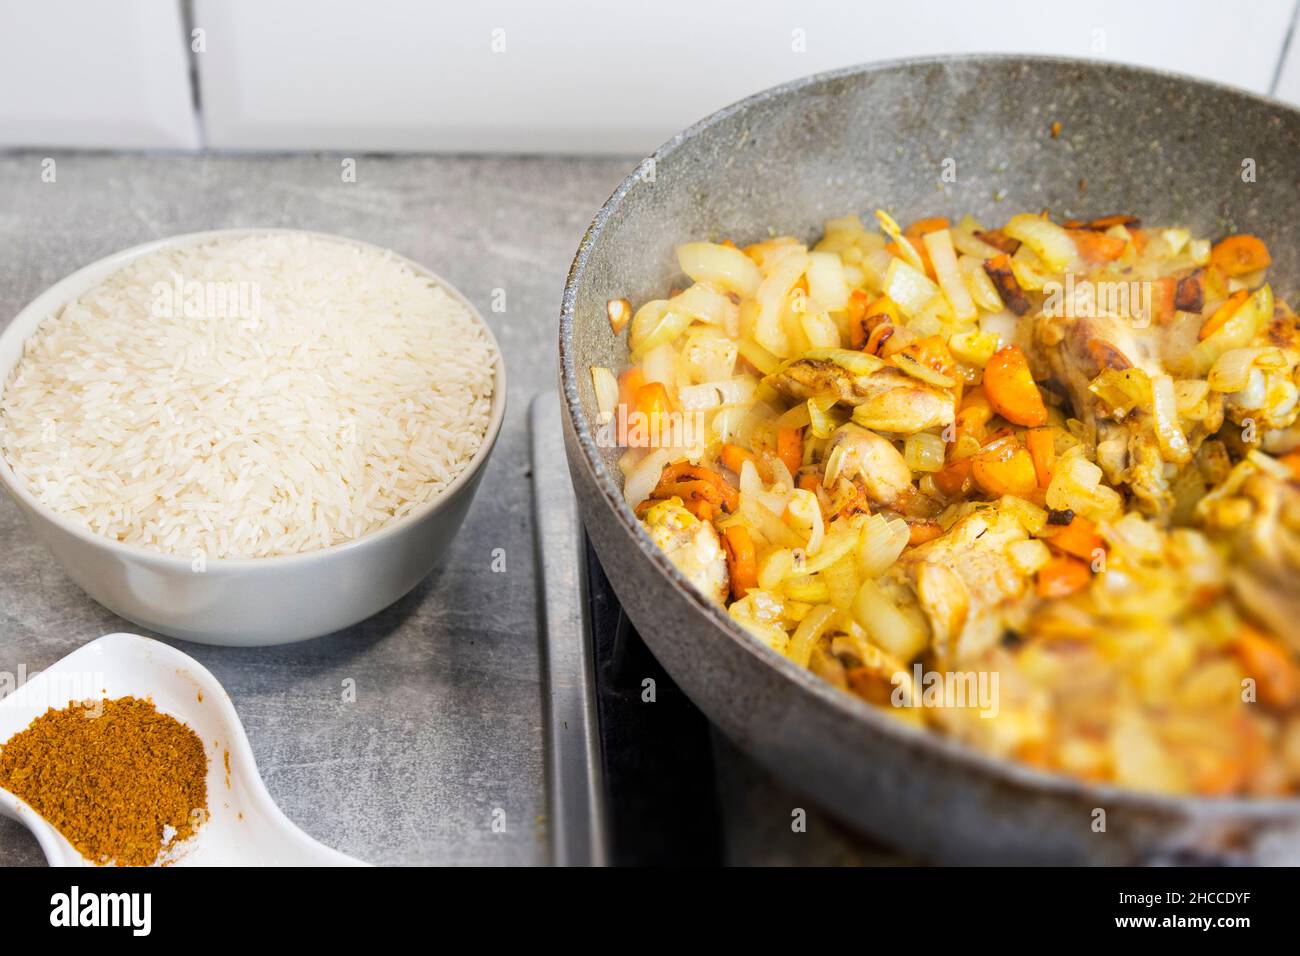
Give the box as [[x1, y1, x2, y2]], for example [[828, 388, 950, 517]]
[[0, 696, 208, 866]]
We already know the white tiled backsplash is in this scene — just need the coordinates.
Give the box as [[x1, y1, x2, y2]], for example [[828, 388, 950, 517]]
[[1, 0, 1297, 153]]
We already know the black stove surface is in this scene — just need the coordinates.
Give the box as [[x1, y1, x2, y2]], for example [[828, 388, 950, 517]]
[[585, 539, 724, 865], [583, 538, 904, 867]]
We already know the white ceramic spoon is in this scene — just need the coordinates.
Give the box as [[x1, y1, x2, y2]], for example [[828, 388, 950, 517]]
[[0, 632, 365, 866]]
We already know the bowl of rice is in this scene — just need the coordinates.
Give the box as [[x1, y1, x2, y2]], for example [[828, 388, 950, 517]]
[[0, 229, 505, 646]]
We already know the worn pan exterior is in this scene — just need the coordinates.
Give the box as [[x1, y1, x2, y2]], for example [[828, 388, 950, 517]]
[[560, 56, 1300, 864]]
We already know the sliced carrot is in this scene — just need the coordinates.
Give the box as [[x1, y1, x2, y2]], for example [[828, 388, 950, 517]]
[[720, 443, 772, 483], [971, 443, 1038, 498], [634, 381, 672, 420], [1025, 427, 1056, 489], [1235, 626, 1300, 709], [933, 456, 972, 497], [1069, 230, 1126, 263], [894, 334, 957, 380], [658, 461, 723, 487], [1199, 289, 1249, 341], [796, 472, 821, 493], [776, 426, 803, 475], [982, 345, 1047, 427], [1036, 554, 1091, 598], [1211, 234, 1271, 277], [618, 367, 646, 411], [722, 525, 758, 600], [1128, 228, 1149, 255], [1190, 750, 1247, 797], [1062, 214, 1140, 231], [1046, 515, 1102, 561], [654, 462, 738, 513], [906, 216, 950, 236], [648, 482, 713, 518], [654, 479, 734, 518], [907, 520, 944, 546]]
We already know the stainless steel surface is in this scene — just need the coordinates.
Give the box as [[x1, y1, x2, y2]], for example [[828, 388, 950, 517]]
[[560, 56, 1300, 865], [0, 150, 631, 865], [530, 391, 608, 866]]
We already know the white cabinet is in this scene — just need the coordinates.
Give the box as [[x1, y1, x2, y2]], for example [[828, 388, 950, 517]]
[[0, 0, 199, 150], [194, 0, 1298, 154], [0, 0, 1295, 154]]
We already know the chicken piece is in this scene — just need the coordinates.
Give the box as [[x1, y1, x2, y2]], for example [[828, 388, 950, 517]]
[[890, 508, 1031, 663], [1035, 309, 1209, 516], [765, 358, 954, 433], [1266, 299, 1300, 352], [640, 498, 729, 604], [822, 423, 913, 506], [1037, 309, 1157, 427]]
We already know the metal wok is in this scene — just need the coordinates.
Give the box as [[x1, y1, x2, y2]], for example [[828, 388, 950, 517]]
[[559, 55, 1300, 864]]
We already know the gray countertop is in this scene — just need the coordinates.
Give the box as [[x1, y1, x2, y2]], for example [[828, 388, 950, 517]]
[[0, 151, 631, 866]]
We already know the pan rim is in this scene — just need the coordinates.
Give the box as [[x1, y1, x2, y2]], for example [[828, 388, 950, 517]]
[[560, 53, 1300, 818]]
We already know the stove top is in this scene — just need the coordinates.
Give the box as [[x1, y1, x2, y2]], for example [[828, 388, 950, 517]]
[[585, 539, 905, 866]]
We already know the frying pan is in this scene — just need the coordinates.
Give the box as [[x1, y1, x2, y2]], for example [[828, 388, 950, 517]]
[[559, 55, 1300, 864]]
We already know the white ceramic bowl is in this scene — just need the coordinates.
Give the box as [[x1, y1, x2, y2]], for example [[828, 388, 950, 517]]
[[0, 633, 366, 864], [0, 229, 506, 646]]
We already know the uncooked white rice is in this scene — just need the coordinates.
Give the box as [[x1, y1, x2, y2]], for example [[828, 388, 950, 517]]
[[0, 233, 497, 559]]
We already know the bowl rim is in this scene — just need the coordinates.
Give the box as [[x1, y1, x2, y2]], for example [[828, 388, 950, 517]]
[[560, 52, 1300, 817], [0, 227, 507, 569]]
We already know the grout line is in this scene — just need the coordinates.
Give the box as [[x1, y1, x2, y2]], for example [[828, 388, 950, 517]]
[[180, 0, 205, 147], [1268, 0, 1300, 96]]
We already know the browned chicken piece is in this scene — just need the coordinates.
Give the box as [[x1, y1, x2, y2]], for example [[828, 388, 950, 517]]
[[1267, 300, 1300, 351], [1216, 301, 1300, 434], [1035, 308, 1224, 516], [889, 508, 1031, 664], [765, 359, 954, 433]]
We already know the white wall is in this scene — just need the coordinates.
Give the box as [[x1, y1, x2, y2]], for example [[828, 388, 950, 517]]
[[1, 0, 1298, 153]]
